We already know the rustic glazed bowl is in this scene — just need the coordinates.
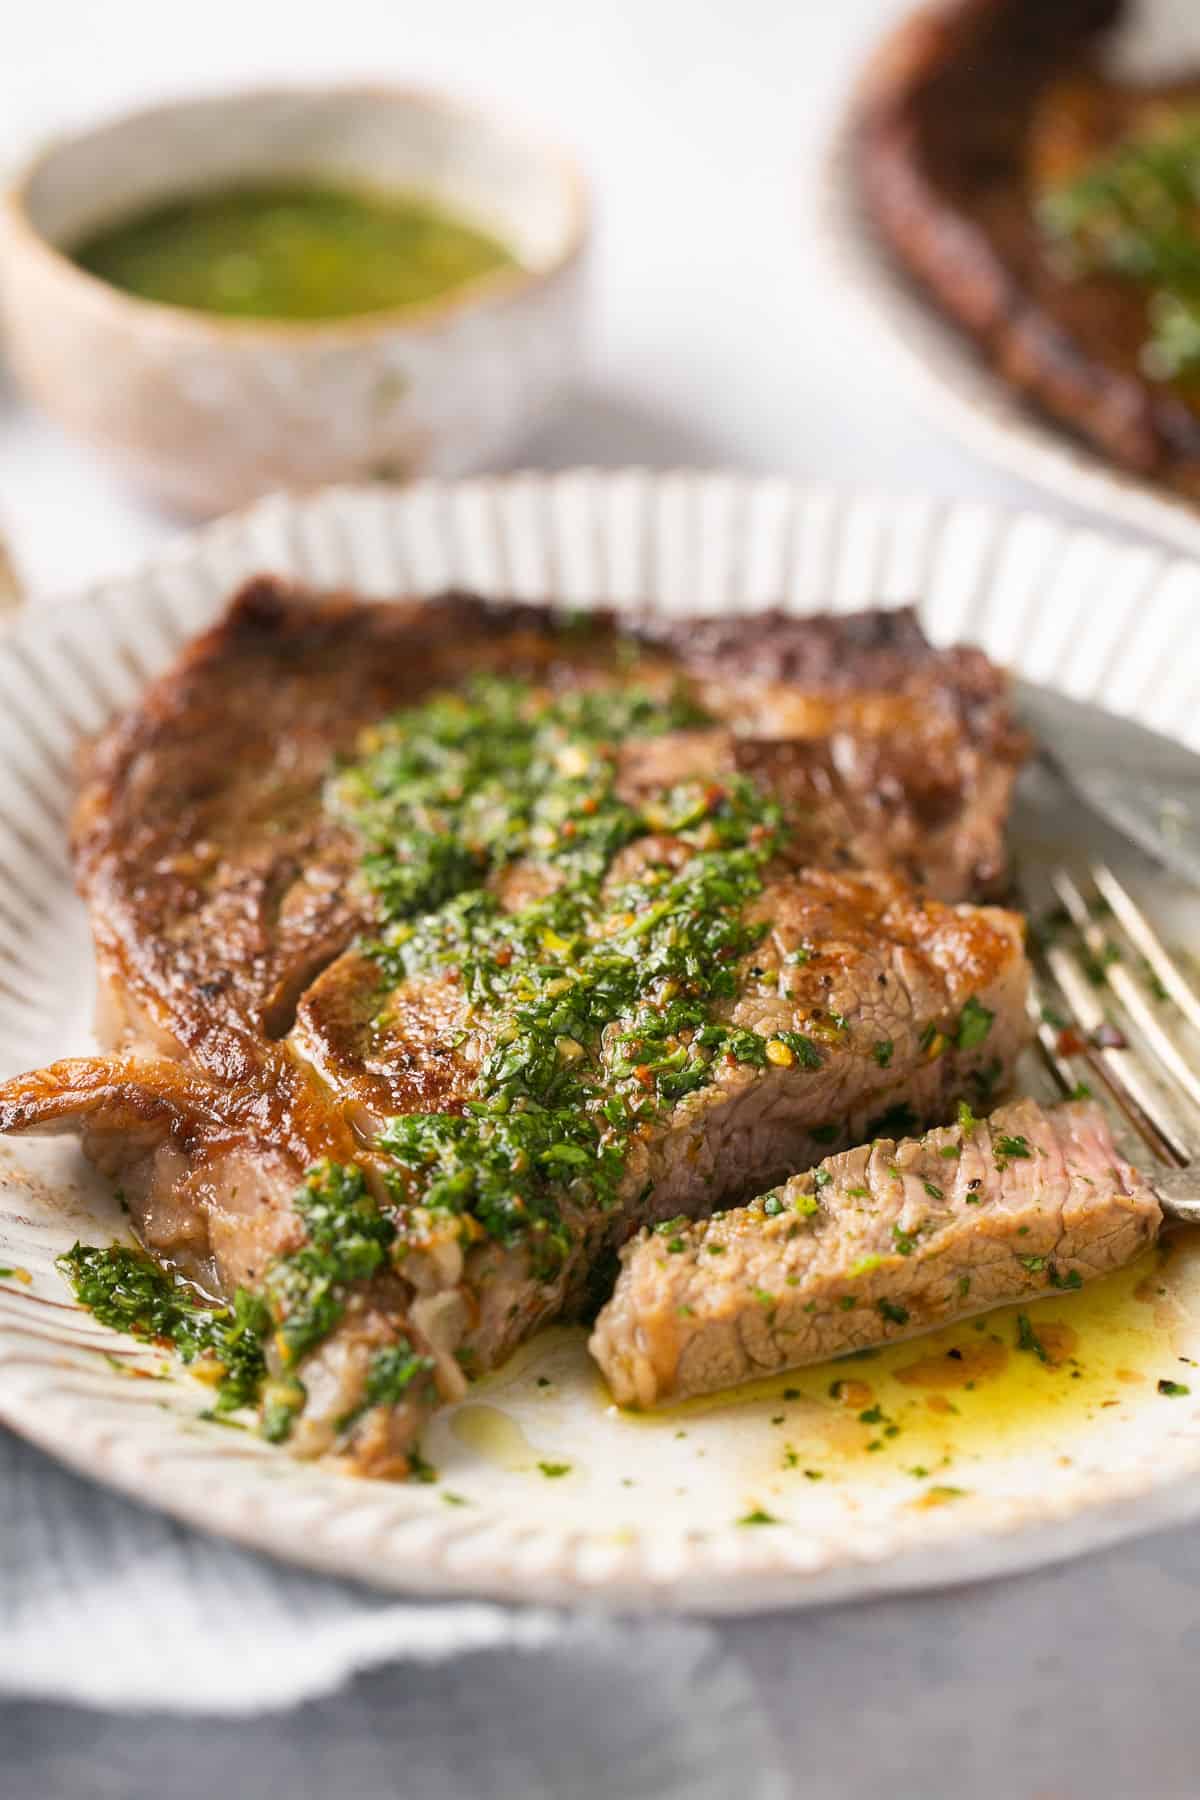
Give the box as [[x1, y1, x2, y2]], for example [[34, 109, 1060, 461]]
[[0, 87, 589, 514]]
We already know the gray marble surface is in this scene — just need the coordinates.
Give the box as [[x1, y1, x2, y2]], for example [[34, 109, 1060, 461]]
[[5, 1427, 1200, 1800]]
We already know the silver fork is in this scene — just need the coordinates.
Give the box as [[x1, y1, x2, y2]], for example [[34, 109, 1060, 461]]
[[1025, 860, 1200, 1226]]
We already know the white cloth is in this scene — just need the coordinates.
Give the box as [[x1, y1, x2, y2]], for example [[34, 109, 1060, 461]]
[[7, 1424, 1200, 1800]]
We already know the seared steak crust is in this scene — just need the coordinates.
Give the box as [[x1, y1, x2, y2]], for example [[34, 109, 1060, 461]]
[[76, 579, 1027, 1085], [856, 0, 1200, 497], [591, 1098, 1160, 1407]]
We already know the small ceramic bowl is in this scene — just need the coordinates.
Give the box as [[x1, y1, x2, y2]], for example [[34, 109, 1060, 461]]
[[0, 87, 589, 515]]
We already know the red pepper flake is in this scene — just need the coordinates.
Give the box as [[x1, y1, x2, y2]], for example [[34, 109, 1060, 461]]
[[494, 946, 513, 968], [1056, 1027, 1086, 1056], [633, 1064, 655, 1089], [560, 820, 577, 840]]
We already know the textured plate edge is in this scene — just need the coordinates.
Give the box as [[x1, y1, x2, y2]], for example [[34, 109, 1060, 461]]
[[6, 1378, 1200, 1617]]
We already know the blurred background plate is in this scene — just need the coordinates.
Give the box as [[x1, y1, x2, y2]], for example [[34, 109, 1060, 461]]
[[819, 100, 1200, 561], [2, 471, 1200, 1613]]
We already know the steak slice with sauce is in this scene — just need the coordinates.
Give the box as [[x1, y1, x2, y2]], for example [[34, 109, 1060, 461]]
[[590, 1098, 1161, 1408]]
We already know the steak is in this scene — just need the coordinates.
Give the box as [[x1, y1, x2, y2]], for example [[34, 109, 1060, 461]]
[[0, 582, 1031, 1475], [590, 1097, 1160, 1407], [856, 0, 1200, 499]]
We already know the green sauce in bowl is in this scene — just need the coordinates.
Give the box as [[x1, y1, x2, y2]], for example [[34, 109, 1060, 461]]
[[71, 181, 519, 321]]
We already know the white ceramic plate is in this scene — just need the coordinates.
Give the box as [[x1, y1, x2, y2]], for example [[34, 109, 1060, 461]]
[[2, 472, 1200, 1614], [819, 15, 1200, 561]]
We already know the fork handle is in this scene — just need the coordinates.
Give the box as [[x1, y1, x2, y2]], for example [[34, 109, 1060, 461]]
[[1152, 1169, 1200, 1227]]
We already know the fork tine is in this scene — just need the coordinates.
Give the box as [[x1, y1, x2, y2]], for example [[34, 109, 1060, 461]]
[[1051, 868, 1200, 1118], [1030, 962, 1190, 1166], [1026, 982, 1078, 1096], [1091, 862, 1200, 1039], [1047, 937, 1198, 1165]]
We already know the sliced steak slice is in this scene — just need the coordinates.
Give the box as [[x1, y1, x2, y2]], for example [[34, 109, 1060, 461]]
[[590, 1098, 1161, 1407], [76, 581, 1026, 1083]]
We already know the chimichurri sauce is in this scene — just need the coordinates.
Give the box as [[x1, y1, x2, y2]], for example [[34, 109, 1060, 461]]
[[71, 182, 519, 321]]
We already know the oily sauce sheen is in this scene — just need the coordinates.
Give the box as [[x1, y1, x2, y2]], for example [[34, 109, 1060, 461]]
[[72, 182, 519, 321]]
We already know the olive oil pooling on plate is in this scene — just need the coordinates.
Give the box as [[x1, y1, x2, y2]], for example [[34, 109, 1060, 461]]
[[71, 181, 519, 321]]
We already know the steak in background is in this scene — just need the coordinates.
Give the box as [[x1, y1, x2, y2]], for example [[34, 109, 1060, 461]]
[[856, 0, 1200, 498]]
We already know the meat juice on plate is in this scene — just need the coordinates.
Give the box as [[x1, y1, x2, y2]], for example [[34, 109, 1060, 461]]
[[425, 1238, 1199, 1523]]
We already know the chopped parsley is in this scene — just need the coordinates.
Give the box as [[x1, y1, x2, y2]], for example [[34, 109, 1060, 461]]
[[57, 1243, 269, 1421], [1040, 110, 1200, 381], [955, 996, 994, 1051], [1015, 1312, 1049, 1364], [994, 1134, 1032, 1163]]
